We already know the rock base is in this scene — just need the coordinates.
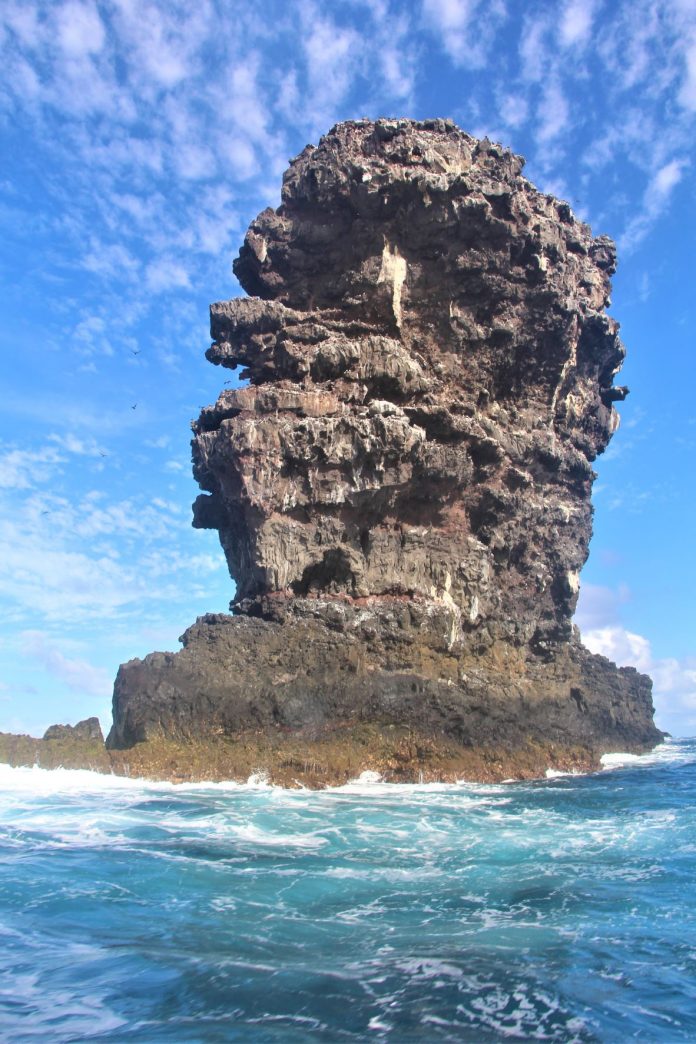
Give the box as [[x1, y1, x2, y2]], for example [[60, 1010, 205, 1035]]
[[0, 724, 647, 788], [104, 598, 662, 778]]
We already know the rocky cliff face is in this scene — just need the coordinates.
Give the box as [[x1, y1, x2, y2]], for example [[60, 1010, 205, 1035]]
[[108, 119, 661, 777]]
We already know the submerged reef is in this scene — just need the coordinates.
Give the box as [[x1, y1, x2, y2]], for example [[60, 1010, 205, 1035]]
[[18, 118, 662, 785]]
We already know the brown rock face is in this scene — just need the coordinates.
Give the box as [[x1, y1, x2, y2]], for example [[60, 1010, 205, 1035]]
[[108, 119, 661, 772]]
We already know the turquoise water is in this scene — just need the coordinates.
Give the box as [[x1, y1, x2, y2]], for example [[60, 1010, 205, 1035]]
[[1, 742, 695, 1042]]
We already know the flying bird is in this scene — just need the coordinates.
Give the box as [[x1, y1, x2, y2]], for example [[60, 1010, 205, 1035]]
[[131, 403, 137, 410]]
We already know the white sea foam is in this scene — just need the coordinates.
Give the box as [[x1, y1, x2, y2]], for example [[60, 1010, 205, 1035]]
[[336, 769, 384, 789], [601, 740, 692, 771], [0, 762, 291, 797], [0, 763, 162, 794], [230, 823, 328, 849], [600, 752, 646, 769]]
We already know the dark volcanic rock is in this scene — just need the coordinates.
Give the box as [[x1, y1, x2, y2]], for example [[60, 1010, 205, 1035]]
[[108, 118, 661, 771], [43, 717, 104, 743], [0, 718, 110, 774]]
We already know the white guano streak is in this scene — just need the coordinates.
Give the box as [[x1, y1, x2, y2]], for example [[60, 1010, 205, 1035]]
[[377, 241, 407, 328]]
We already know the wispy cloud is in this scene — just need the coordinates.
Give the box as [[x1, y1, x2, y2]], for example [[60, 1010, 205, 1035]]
[[535, 78, 570, 144], [679, 30, 696, 109], [520, 12, 550, 83], [300, 8, 362, 134], [498, 92, 529, 129], [423, 0, 506, 68], [619, 157, 688, 251], [0, 445, 65, 490], [558, 0, 599, 50], [55, 1, 106, 58], [21, 628, 112, 698], [145, 258, 192, 293]]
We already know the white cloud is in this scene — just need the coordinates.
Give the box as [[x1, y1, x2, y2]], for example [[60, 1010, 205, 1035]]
[[145, 258, 191, 292], [0, 479, 215, 627], [499, 93, 529, 129], [576, 583, 696, 737], [379, 39, 414, 100], [535, 174, 569, 200], [21, 630, 112, 698], [423, 0, 475, 35], [109, 192, 154, 223], [0, 445, 65, 490], [353, 0, 416, 101], [619, 156, 688, 251], [5, 55, 41, 100], [520, 13, 550, 82], [581, 624, 696, 737], [47, 433, 105, 457], [535, 79, 570, 144], [220, 136, 258, 180], [302, 10, 361, 130], [559, 0, 599, 49], [55, 1, 106, 57], [72, 314, 115, 356], [423, 0, 506, 68], [82, 241, 140, 280], [110, 0, 209, 92], [581, 625, 652, 672], [276, 69, 300, 122], [651, 157, 686, 197], [224, 56, 272, 146], [0, 527, 140, 622], [597, 2, 660, 91], [679, 31, 696, 109], [0, 3, 44, 48], [175, 141, 215, 181]]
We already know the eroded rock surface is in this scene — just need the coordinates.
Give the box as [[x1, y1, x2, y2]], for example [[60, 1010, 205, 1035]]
[[108, 119, 661, 771]]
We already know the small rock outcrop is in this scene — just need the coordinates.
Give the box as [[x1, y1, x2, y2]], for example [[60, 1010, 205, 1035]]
[[43, 717, 104, 743], [107, 119, 661, 778]]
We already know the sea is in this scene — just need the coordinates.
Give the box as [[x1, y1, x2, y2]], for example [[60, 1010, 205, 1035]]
[[1, 740, 695, 1043]]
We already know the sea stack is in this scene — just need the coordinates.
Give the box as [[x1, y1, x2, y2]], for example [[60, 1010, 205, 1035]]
[[107, 119, 661, 780]]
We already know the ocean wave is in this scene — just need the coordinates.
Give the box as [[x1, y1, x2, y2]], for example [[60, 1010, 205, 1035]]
[[1, 742, 695, 1040], [601, 739, 695, 771]]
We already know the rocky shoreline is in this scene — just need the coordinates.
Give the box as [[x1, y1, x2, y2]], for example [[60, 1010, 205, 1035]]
[[0, 712, 660, 789]]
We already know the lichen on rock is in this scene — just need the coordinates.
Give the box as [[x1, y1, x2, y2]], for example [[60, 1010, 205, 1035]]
[[106, 118, 661, 777]]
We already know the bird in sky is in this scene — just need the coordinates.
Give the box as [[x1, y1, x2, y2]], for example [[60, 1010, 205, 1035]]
[[131, 403, 137, 410]]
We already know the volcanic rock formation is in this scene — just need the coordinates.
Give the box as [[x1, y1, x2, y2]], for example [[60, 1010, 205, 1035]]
[[107, 119, 661, 776]]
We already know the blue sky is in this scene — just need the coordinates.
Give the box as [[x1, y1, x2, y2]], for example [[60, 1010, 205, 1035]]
[[0, 0, 694, 739]]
